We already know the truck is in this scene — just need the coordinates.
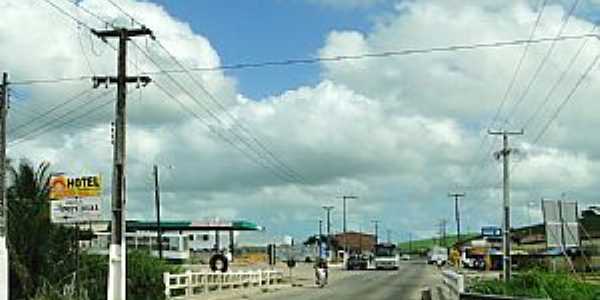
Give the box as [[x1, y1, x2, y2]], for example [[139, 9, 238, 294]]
[[427, 246, 448, 265], [373, 243, 399, 270]]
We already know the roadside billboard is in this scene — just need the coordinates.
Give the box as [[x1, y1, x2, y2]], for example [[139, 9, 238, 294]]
[[49, 174, 102, 224], [542, 199, 579, 248], [49, 175, 101, 200]]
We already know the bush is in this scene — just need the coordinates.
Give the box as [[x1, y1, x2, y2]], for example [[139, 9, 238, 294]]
[[126, 250, 181, 300], [76, 250, 180, 300], [470, 270, 600, 300]]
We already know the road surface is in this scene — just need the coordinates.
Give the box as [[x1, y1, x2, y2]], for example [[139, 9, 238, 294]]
[[238, 261, 442, 300]]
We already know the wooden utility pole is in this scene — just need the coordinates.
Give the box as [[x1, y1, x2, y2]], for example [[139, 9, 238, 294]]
[[91, 26, 153, 300], [153, 165, 162, 260], [488, 129, 524, 282], [0, 72, 9, 300], [448, 193, 465, 244]]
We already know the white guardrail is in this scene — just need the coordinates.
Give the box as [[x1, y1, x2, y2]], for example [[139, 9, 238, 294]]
[[164, 270, 283, 299], [441, 269, 465, 300]]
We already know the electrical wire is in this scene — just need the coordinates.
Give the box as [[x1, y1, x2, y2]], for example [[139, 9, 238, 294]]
[[503, 0, 581, 125], [10, 33, 597, 85], [9, 91, 115, 147], [9, 87, 92, 136], [465, 0, 548, 203], [521, 24, 597, 131], [10, 89, 113, 144], [148, 38, 307, 183], [532, 52, 600, 144]]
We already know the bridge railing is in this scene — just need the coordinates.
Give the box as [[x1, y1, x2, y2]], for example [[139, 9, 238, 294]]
[[441, 269, 465, 300], [163, 269, 283, 299]]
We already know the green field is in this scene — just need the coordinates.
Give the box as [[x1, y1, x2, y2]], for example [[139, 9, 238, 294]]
[[397, 233, 477, 253]]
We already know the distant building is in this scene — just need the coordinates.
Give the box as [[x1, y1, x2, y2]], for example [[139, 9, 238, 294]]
[[332, 231, 376, 254]]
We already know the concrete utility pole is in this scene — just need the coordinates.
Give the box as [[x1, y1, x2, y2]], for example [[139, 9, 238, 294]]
[[319, 219, 323, 237], [153, 165, 162, 260], [387, 229, 392, 244], [91, 26, 153, 300], [439, 219, 447, 247], [372, 220, 379, 244], [0, 72, 9, 300], [488, 129, 524, 282], [322, 206, 334, 236], [338, 195, 357, 254], [322, 206, 334, 258], [448, 193, 465, 244]]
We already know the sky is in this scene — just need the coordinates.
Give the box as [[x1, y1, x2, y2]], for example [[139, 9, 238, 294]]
[[3, 0, 600, 245]]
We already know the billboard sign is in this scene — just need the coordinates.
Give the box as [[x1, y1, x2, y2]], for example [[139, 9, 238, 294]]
[[49, 175, 102, 200], [49, 174, 102, 223], [542, 199, 579, 248], [51, 197, 101, 223]]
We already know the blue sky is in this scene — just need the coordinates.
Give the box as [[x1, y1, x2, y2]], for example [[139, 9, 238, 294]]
[[148, 0, 393, 99]]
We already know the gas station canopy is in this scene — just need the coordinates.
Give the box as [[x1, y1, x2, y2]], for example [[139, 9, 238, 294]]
[[125, 220, 264, 232]]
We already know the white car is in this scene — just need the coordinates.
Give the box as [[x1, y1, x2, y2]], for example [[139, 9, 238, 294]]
[[400, 254, 410, 261]]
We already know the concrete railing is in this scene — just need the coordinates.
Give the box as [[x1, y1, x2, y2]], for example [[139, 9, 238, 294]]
[[163, 269, 283, 299], [441, 270, 465, 300]]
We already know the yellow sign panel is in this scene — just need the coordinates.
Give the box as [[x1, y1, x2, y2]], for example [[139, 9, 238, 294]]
[[49, 175, 102, 200]]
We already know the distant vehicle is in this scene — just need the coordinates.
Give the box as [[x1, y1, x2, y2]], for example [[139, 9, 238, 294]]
[[427, 246, 448, 265], [374, 243, 399, 270], [346, 254, 368, 270], [400, 254, 410, 261]]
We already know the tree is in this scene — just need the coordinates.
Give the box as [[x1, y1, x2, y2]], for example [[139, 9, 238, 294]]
[[6, 160, 78, 299]]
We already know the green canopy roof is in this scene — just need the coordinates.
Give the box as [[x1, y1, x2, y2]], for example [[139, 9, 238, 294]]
[[125, 220, 263, 232]]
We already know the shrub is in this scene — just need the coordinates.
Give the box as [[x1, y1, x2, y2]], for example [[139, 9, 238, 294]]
[[470, 270, 600, 300]]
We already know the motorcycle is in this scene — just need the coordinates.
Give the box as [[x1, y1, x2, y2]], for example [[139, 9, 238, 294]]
[[315, 267, 328, 288]]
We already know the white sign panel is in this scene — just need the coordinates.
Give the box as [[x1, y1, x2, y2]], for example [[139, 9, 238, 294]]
[[51, 197, 101, 223], [542, 199, 579, 248]]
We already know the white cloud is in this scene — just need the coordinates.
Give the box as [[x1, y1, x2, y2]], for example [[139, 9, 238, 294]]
[[307, 0, 386, 9], [5, 0, 600, 242]]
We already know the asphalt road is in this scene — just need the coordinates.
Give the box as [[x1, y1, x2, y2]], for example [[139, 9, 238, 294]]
[[248, 261, 442, 300]]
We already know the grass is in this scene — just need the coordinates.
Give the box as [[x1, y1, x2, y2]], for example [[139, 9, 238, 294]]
[[470, 270, 600, 300]]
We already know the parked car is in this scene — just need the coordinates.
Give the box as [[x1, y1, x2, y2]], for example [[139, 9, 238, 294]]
[[400, 254, 410, 261], [346, 254, 368, 270]]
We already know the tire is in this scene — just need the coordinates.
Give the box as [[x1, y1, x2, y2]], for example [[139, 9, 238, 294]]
[[209, 254, 229, 273]]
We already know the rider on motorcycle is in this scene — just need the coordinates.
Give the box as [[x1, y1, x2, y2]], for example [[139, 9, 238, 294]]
[[314, 257, 329, 286]]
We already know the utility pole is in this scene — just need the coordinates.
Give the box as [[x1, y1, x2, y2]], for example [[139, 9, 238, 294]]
[[0, 72, 9, 300], [322, 206, 334, 259], [153, 165, 162, 260], [448, 193, 465, 244], [372, 220, 379, 244], [319, 219, 323, 237], [488, 129, 524, 282], [91, 26, 153, 300], [439, 220, 447, 247], [408, 232, 412, 253], [387, 229, 392, 244], [338, 195, 357, 255], [322, 206, 334, 236]]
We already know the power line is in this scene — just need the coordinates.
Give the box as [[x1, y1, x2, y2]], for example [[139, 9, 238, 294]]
[[10, 33, 598, 86], [148, 38, 307, 183], [521, 24, 597, 131], [47, 0, 307, 184], [503, 0, 581, 125], [8, 87, 92, 136], [466, 0, 549, 208], [532, 52, 600, 144], [9, 90, 113, 145]]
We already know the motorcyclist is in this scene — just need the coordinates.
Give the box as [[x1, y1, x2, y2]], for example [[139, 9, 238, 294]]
[[314, 257, 328, 286]]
